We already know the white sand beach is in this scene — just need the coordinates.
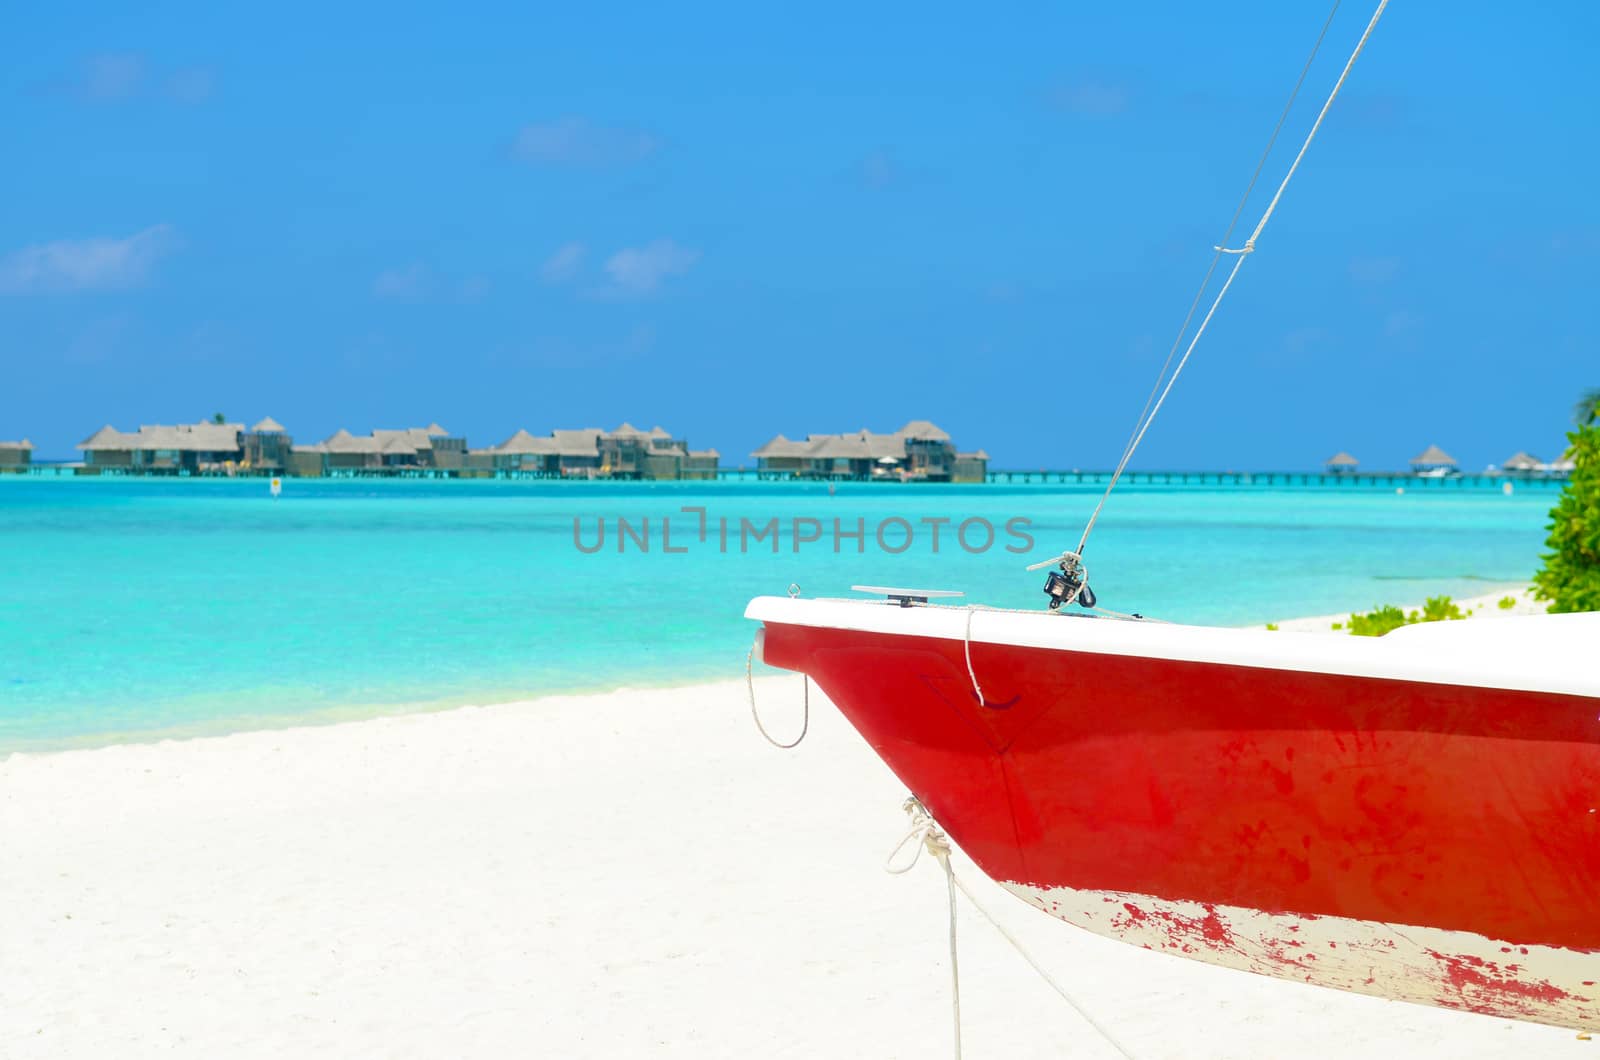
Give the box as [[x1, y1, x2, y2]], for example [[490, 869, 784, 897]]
[[1255, 584, 1548, 633], [0, 659, 1588, 1058]]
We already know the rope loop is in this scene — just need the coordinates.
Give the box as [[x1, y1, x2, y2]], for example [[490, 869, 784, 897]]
[[885, 797, 953, 875], [746, 632, 809, 749], [963, 608, 988, 708]]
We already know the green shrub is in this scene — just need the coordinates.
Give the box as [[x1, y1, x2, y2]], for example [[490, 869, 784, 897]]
[[1346, 604, 1410, 637], [1497, 595, 1516, 610], [1418, 595, 1467, 622], [1533, 421, 1600, 613], [1264, 622, 1279, 631], [1344, 596, 1467, 637]]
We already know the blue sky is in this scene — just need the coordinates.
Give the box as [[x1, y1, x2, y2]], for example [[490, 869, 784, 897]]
[[2, 2, 1596, 468]]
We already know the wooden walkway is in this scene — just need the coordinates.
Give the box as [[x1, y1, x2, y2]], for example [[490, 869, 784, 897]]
[[20, 464, 1569, 488], [714, 467, 1568, 488]]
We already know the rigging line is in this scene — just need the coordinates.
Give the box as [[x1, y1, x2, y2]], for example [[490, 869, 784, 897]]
[[1088, 0, 1389, 533], [1095, 0, 1342, 509], [1071, 0, 1356, 560]]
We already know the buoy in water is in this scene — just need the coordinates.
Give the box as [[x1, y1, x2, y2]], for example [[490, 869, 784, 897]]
[[270, 477, 282, 498], [1502, 480, 1514, 496]]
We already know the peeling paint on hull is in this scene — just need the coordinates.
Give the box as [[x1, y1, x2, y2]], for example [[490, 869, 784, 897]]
[[1006, 883, 1600, 1030], [750, 600, 1600, 1030]]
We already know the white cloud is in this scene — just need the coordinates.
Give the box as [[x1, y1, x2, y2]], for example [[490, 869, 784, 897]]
[[540, 242, 586, 283], [1349, 256, 1400, 286], [75, 53, 146, 102], [859, 150, 895, 190], [1282, 327, 1330, 357], [372, 263, 430, 299], [1384, 310, 1423, 338], [1046, 79, 1130, 117], [40, 54, 215, 105], [165, 67, 217, 104], [512, 118, 659, 166], [600, 240, 699, 297], [0, 224, 176, 295]]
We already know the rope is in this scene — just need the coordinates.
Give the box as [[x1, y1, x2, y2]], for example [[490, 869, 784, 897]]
[[948, 872, 1139, 1060], [746, 632, 809, 749], [888, 798, 1139, 1060], [884, 798, 962, 1059], [962, 607, 987, 707], [1071, 0, 1380, 560]]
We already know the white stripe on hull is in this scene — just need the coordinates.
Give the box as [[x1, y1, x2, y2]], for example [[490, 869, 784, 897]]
[[1004, 882, 1600, 1030]]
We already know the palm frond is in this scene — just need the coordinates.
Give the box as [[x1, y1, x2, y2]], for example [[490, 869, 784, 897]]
[[1576, 387, 1600, 427]]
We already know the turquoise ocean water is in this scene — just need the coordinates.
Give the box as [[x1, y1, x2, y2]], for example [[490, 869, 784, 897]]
[[0, 476, 1560, 752]]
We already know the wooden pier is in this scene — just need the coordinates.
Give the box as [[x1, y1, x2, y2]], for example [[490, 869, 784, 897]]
[[21, 463, 1568, 489], [711, 467, 1567, 489]]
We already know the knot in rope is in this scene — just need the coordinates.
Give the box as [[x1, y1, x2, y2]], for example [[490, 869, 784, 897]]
[[885, 797, 952, 875]]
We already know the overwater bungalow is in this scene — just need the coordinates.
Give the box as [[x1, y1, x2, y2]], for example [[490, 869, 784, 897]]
[[76, 421, 255, 474], [750, 420, 987, 482], [74, 419, 295, 475], [468, 424, 717, 480], [243, 417, 292, 472], [1324, 451, 1359, 474], [0, 439, 32, 472], [1500, 451, 1541, 474], [466, 428, 599, 476], [289, 425, 465, 476], [1409, 444, 1458, 475]]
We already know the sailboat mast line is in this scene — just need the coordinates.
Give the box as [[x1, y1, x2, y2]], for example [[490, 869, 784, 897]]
[[1069, 0, 1389, 561], [1092, 0, 1344, 545]]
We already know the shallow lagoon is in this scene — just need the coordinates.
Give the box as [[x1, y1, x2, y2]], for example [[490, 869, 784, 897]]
[[0, 476, 1558, 748]]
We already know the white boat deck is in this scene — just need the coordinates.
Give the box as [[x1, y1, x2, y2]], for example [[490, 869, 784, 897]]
[[746, 596, 1600, 699]]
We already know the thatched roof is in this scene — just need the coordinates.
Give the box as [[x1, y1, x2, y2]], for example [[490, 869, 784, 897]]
[[78, 425, 132, 450], [492, 429, 560, 455], [958, 449, 990, 461], [316, 427, 444, 455], [752, 434, 808, 458], [897, 419, 951, 441], [321, 429, 376, 454], [756, 427, 915, 462], [608, 422, 648, 438], [552, 429, 602, 457], [806, 430, 905, 460], [688, 448, 719, 459], [1502, 451, 1540, 471], [136, 423, 244, 451], [1325, 451, 1359, 467], [755, 420, 961, 461], [251, 416, 286, 433], [0, 439, 32, 450], [808, 434, 871, 459], [79, 422, 244, 452], [1410, 444, 1457, 467], [425, 423, 449, 436]]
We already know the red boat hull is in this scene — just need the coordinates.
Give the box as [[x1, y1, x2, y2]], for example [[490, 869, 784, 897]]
[[757, 613, 1600, 1029]]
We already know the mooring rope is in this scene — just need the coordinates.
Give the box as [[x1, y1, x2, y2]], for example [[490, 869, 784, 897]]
[[888, 798, 1140, 1060], [746, 632, 809, 749], [885, 798, 963, 1058], [1070, 0, 1386, 561], [962, 607, 988, 707]]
